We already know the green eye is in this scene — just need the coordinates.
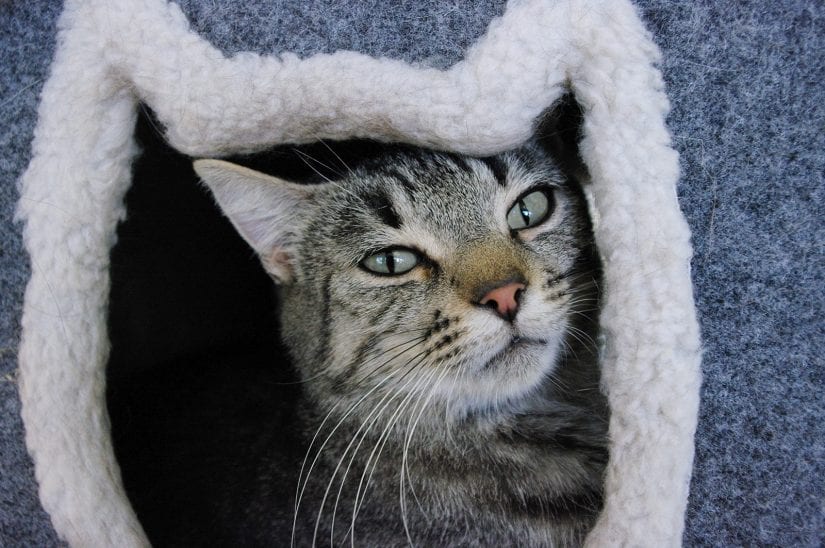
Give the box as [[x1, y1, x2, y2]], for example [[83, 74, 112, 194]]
[[506, 188, 553, 230], [361, 248, 419, 275]]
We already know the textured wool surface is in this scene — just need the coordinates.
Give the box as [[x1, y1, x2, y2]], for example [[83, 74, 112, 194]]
[[0, 2, 63, 546], [0, 1, 822, 546], [16, 0, 699, 545]]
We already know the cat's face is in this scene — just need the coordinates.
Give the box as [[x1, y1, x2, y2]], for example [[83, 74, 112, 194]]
[[195, 144, 598, 416]]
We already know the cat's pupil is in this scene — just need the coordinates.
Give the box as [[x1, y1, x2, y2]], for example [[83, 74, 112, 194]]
[[383, 252, 395, 274], [518, 199, 531, 225]]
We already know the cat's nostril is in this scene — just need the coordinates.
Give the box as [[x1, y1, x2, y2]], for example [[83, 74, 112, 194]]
[[477, 281, 527, 322]]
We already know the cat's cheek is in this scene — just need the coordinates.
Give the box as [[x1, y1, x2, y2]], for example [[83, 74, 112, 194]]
[[516, 303, 569, 341]]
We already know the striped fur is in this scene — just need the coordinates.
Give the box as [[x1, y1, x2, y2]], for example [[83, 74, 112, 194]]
[[195, 142, 607, 546]]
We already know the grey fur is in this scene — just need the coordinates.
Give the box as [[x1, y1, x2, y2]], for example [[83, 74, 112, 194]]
[[196, 142, 607, 546]]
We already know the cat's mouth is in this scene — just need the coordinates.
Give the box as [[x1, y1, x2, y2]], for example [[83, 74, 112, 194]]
[[482, 335, 548, 369], [510, 335, 539, 346], [508, 336, 546, 349]]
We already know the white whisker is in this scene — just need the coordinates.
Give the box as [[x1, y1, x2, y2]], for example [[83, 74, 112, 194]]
[[347, 362, 440, 547], [324, 350, 432, 545], [399, 360, 453, 546], [292, 335, 424, 546]]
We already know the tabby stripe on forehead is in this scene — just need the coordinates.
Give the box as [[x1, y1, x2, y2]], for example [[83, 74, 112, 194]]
[[364, 189, 402, 228], [478, 156, 508, 186], [386, 167, 417, 195], [386, 168, 420, 207], [443, 152, 473, 174]]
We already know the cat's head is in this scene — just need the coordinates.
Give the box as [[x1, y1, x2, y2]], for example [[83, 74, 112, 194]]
[[194, 141, 599, 417]]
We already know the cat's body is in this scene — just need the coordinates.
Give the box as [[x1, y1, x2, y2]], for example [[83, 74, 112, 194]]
[[185, 140, 608, 546]]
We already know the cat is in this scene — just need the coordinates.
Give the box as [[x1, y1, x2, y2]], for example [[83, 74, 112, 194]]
[[182, 127, 609, 546]]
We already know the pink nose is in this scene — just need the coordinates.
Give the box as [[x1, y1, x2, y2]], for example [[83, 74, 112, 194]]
[[478, 281, 526, 322]]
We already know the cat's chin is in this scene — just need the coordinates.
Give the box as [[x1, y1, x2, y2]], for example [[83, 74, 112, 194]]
[[438, 335, 563, 415]]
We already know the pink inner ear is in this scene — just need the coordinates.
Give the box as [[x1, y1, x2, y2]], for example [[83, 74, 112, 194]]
[[264, 247, 294, 282]]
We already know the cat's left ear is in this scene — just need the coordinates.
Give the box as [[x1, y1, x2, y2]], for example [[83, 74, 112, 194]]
[[193, 159, 315, 283]]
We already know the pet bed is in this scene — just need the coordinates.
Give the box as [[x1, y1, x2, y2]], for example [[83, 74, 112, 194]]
[[15, 0, 701, 545]]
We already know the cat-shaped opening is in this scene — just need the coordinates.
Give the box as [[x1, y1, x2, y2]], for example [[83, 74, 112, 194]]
[[109, 96, 607, 546]]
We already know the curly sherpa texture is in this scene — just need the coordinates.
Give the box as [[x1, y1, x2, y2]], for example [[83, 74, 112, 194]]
[[13, 0, 701, 546], [4, 1, 823, 546], [0, 2, 64, 546]]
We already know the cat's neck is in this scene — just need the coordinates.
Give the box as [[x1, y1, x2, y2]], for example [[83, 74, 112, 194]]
[[293, 377, 607, 535], [299, 376, 600, 453]]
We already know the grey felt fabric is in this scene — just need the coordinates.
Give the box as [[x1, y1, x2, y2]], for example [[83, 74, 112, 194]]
[[1, 1, 63, 546], [1, 1, 822, 545], [641, 3, 825, 544]]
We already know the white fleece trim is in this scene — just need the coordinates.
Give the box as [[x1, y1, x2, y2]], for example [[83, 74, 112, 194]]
[[17, 0, 701, 546]]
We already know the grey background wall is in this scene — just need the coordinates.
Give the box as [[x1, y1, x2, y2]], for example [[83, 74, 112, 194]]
[[1, 1, 822, 545]]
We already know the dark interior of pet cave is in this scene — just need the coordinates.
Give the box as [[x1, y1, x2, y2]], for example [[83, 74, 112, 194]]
[[106, 110, 398, 543]]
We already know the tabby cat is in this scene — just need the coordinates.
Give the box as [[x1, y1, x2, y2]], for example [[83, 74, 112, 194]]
[[188, 127, 608, 546]]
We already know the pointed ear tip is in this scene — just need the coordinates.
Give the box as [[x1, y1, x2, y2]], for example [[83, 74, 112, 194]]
[[192, 159, 309, 193]]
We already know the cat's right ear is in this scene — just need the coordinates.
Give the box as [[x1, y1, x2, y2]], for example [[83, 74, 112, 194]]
[[534, 92, 587, 179], [193, 159, 315, 284]]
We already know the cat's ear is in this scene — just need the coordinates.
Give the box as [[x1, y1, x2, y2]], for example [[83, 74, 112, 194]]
[[193, 159, 315, 283], [534, 92, 587, 179]]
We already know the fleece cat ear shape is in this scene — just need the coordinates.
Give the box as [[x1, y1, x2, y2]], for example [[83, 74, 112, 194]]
[[194, 159, 313, 283], [16, 0, 701, 545]]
